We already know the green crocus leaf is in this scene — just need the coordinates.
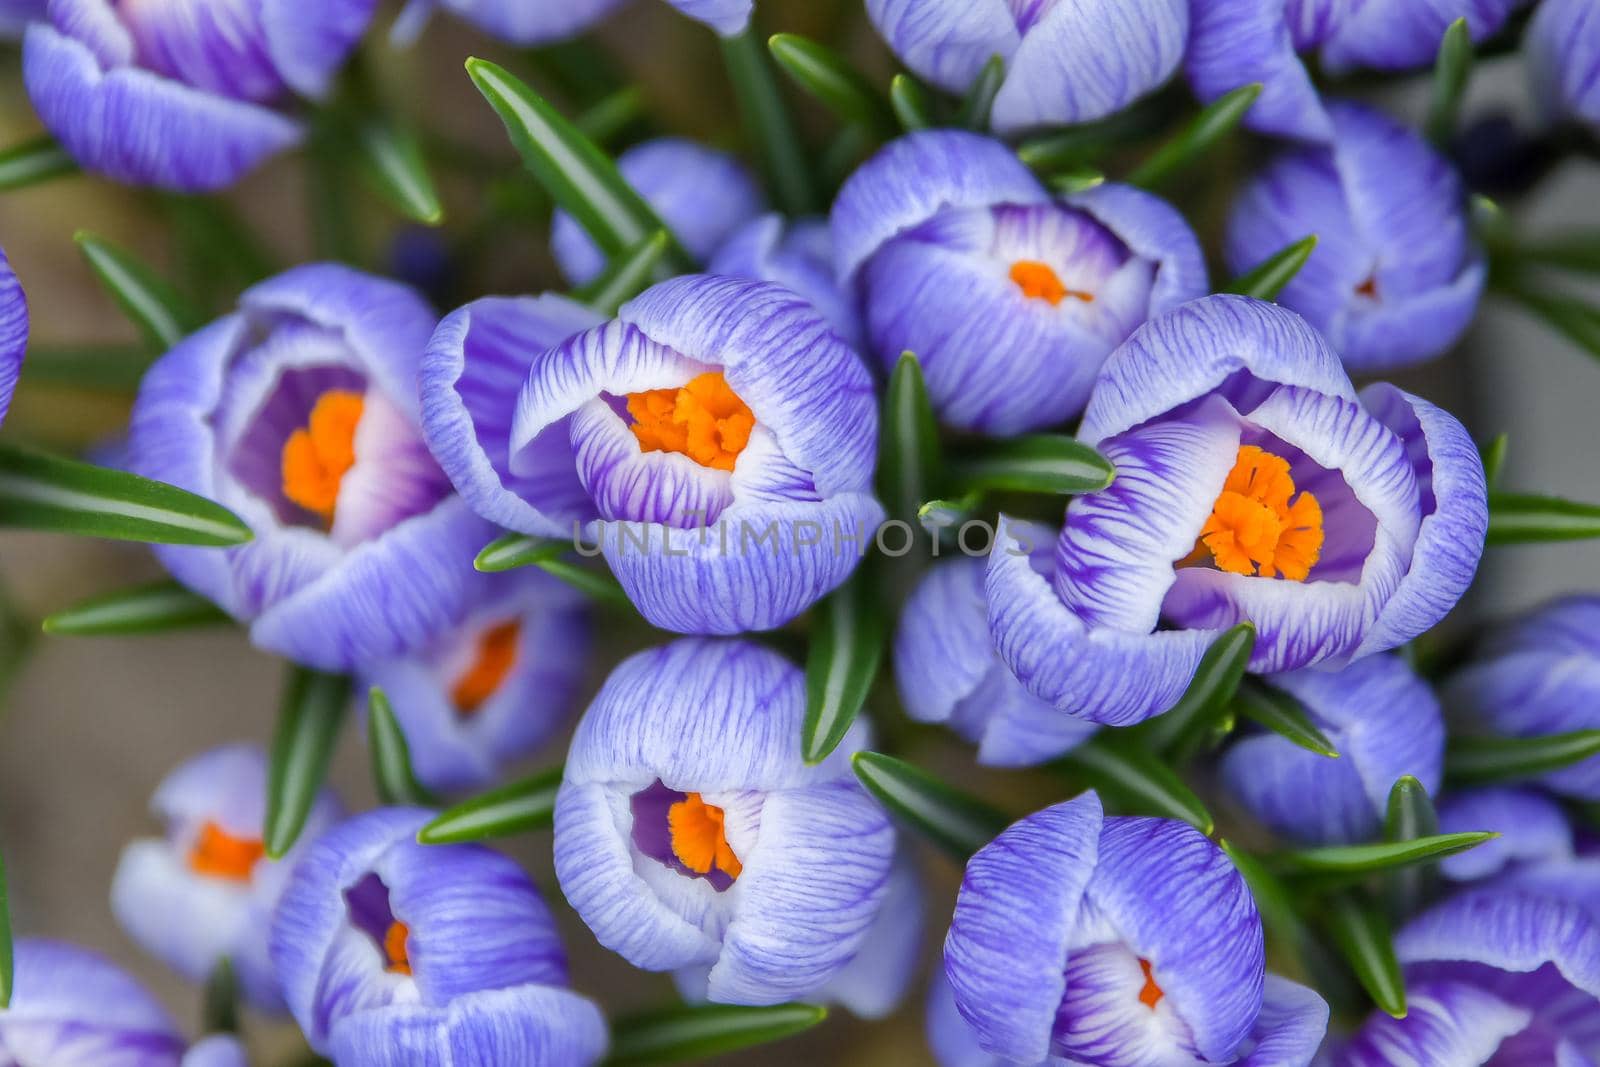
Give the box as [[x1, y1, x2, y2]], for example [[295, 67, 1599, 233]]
[[1223, 236, 1318, 301], [1128, 84, 1261, 190], [368, 687, 438, 807], [852, 751, 1010, 861], [803, 572, 886, 765], [1235, 679, 1340, 758], [949, 435, 1116, 496], [1487, 491, 1600, 544], [1446, 730, 1600, 786], [605, 1003, 828, 1066], [1326, 895, 1407, 1019], [265, 668, 351, 858], [42, 580, 230, 636], [417, 766, 565, 844], [74, 231, 203, 353]]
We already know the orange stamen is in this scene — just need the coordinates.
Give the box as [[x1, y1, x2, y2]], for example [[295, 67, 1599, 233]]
[[383, 921, 412, 975], [1191, 445, 1324, 581], [450, 620, 520, 716], [1009, 260, 1094, 306], [187, 821, 265, 882], [281, 390, 365, 523], [1138, 958, 1164, 1009], [668, 792, 743, 880], [626, 371, 755, 472]]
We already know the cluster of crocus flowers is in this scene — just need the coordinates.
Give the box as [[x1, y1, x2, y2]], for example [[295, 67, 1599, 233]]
[[421, 274, 884, 633], [128, 264, 495, 671], [1220, 654, 1443, 845], [552, 639, 902, 1006], [988, 294, 1489, 726], [941, 791, 1329, 1066], [865, 0, 1189, 133], [0, 244, 25, 429], [269, 807, 608, 1066], [22, 0, 377, 191], [0, 940, 248, 1066], [111, 744, 340, 1013], [832, 130, 1207, 434], [1227, 103, 1486, 373]]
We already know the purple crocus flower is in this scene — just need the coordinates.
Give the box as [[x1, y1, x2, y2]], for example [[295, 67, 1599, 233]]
[[895, 546, 1096, 767], [944, 792, 1329, 1065], [553, 639, 897, 1005], [1529, 0, 1600, 129], [709, 214, 862, 351], [1436, 787, 1575, 883], [1444, 596, 1600, 801], [1334, 885, 1600, 1065], [269, 807, 608, 1066], [23, 0, 377, 191], [820, 853, 925, 1019], [1227, 103, 1485, 374], [128, 264, 496, 671], [988, 294, 1488, 727], [356, 570, 590, 794], [1189, 0, 1525, 142], [1220, 654, 1444, 845], [551, 139, 766, 287], [865, 0, 1188, 134], [393, 0, 751, 45], [832, 130, 1206, 434], [0, 939, 241, 1065], [0, 246, 27, 428], [0, 0, 43, 36], [111, 744, 340, 1013], [420, 275, 884, 634]]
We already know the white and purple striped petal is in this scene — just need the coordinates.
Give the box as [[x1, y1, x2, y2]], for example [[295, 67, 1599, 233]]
[[710, 214, 861, 350], [326, 985, 609, 1067], [1333, 980, 1534, 1067]]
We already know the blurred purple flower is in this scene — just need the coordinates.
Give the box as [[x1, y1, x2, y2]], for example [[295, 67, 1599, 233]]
[[0, 0, 44, 36], [1437, 787, 1575, 883], [0, 245, 27, 428], [393, 0, 751, 45], [1528, 0, 1600, 129], [709, 214, 862, 350], [988, 295, 1488, 726]]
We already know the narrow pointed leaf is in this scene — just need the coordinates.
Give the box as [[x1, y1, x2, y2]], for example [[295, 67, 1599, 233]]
[[1046, 166, 1106, 194], [0, 135, 78, 191], [917, 491, 982, 538], [1224, 235, 1318, 300], [1382, 776, 1440, 923], [18, 344, 152, 392], [852, 751, 1009, 861], [465, 58, 692, 270], [1129, 83, 1262, 189], [878, 353, 943, 521], [538, 558, 634, 606], [1236, 679, 1340, 758], [202, 958, 240, 1035], [1425, 18, 1473, 147], [1479, 433, 1508, 488], [74, 231, 202, 353], [1499, 283, 1600, 361], [356, 117, 444, 225], [1055, 738, 1214, 834], [1327, 896, 1407, 1018], [417, 766, 564, 844], [0, 444, 253, 545], [605, 1003, 827, 1067], [949, 435, 1116, 496], [890, 74, 935, 132], [367, 687, 437, 807], [573, 230, 671, 316], [722, 30, 819, 216], [1138, 623, 1256, 756], [769, 34, 897, 138], [265, 669, 350, 858], [957, 55, 1005, 130], [1486, 491, 1600, 544], [1509, 231, 1600, 276], [1446, 729, 1600, 785], [42, 580, 229, 636], [803, 573, 886, 765], [0, 847, 11, 1009], [1274, 832, 1496, 876], [475, 533, 563, 572]]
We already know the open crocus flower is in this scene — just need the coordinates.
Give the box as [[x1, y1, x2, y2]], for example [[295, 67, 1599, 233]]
[[422, 275, 883, 634], [1436, 788, 1575, 883], [1332, 885, 1600, 1065], [1227, 103, 1485, 374], [23, 0, 377, 191], [895, 546, 1096, 768], [865, 0, 1188, 134], [832, 130, 1206, 434], [1, 245, 26, 428], [111, 744, 339, 1013], [394, 0, 750, 45], [988, 295, 1488, 727], [553, 639, 897, 1004], [551, 139, 765, 287], [944, 792, 1329, 1066], [1444, 596, 1600, 801], [129, 264, 496, 670], [1220, 654, 1443, 845], [709, 214, 862, 351], [0, 939, 244, 1066], [357, 569, 590, 794], [270, 807, 608, 1066], [1529, 0, 1600, 130]]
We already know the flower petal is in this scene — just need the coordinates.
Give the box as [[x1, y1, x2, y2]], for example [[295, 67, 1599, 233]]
[[862, 0, 1018, 98], [0, 246, 27, 428], [1528, 0, 1600, 126], [1322, 0, 1524, 73], [709, 214, 861, 350], [259, 0, 375, 98], [1336, 980, 1533, 1067], [1067, 182, 1208, 318], [1186, 0, 1334, 141], [326, 984, 609, 1067], [1438, 788, 1575, 882], [1396, 888, 1600, 999], [1235, 975, 1330, 1067], [822, 854, 924, 1019]]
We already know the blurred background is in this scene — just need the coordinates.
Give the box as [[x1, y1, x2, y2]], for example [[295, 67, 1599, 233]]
[[2, 1, 1598, 1062]]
